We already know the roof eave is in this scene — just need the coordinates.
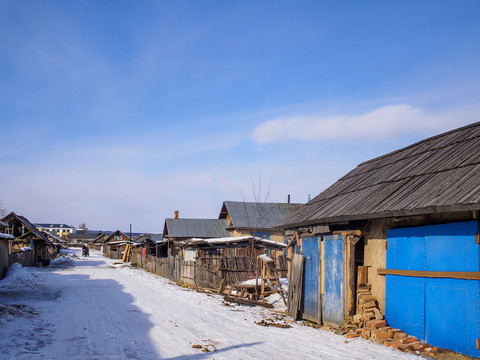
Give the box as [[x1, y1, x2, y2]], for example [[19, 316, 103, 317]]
[[279, 204, 480, 230]]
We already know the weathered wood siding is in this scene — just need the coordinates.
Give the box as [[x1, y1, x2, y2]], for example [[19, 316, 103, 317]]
[[8, 250, 34, 269], [0, 240, 9, 279]]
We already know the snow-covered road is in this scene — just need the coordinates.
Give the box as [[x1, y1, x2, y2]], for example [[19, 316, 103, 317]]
[[0, 249, 419, 359]]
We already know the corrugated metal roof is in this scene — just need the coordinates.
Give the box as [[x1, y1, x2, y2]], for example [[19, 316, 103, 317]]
[[164, 218, 231, 238], [280, 121, 480, 228], [220, 201, 304, 230]]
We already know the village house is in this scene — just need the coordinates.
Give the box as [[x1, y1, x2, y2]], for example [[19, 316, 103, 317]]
[[67, 231, 103, 246], [218, 200, 303, 257], [163, 212, 232, 260], [133, 233, 167, 258], [0, 220, 14, 279], [97, 230, 131, 259], [1, 212, 57, 266], [279, 122, 480, 357], [34, 223, 75, 238]]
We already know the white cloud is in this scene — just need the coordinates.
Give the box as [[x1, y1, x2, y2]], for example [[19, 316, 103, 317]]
[[252, 104, 475, 144]]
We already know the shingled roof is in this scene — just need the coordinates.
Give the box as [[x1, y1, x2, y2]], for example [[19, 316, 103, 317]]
[[280, 122, 480, 229], [164, 218, 231, 239], [1, 212, 53, 245], [220, 201, 304, 230]]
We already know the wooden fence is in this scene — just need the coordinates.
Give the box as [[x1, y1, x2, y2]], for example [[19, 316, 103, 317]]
[[123, 247, 288, 290], [8, 250, 34, 268]]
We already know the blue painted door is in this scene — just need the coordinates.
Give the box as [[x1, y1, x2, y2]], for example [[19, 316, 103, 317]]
[[322, 234, 344, 325], [302, 236, 321, 322], [386, 221, 480, 358]]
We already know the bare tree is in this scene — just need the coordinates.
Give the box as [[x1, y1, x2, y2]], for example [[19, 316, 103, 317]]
[[240, 175, 275, 256], [0, 199, 8, 218], [78, 223, 88, 234]]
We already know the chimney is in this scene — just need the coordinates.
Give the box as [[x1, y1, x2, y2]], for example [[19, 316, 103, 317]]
[[174, 210, 179, 220], [287, 194, 291, 203]]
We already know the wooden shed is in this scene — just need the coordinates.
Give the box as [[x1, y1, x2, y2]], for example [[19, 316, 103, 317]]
[[1, 212, 56, 266], [163, 217, 232, 258], [279, 122, 480, 357], [102, 230, 131, 259]]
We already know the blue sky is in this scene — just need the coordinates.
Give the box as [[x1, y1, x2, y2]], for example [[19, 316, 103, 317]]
[[1, 1, 479, 232]]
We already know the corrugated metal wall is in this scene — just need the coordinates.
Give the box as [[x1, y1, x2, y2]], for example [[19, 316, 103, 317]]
[[386, 221, 480, 357]]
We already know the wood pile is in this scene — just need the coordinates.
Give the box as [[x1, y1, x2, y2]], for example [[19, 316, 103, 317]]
[[338, 283, 439, 356]]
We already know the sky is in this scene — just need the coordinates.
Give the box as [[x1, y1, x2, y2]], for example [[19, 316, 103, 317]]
[[0, 1, 479, 233]]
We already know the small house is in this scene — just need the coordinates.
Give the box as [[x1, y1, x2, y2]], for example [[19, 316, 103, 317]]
[[0, 221, 13, 279], [163, 214, 231, 259], [219, 200, 303, 257], [1, 212, 56, 265], [279, 122, 480, 357], [101, 230, 131, 259]]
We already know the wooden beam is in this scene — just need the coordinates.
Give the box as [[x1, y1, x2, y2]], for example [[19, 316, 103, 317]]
[[223, 296, 274, 308], [377, 269, 480, 280]]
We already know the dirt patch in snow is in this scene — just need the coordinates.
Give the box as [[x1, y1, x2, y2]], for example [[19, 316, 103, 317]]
[[255, 319, 292, 328], [192, 339, 219, 353], [0, 303, 39, 323]]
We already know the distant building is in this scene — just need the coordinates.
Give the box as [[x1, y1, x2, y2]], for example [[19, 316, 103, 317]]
[[35, 223, 75, 237], [218, 200, 303, 245]]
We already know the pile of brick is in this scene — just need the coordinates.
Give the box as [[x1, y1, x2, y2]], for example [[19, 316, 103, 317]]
[[342, 284, 438, 355]]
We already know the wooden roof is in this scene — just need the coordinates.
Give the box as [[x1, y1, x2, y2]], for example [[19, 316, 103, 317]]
[[219, 201, 303, 231], [1, 212, 53, 245], [163, 218, 231, 239], [280, 122, 480, 229]]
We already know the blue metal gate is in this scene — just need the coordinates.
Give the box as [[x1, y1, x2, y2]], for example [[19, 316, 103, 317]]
[[302, 236, 321, 323], [322, 234, 344, 325], [386, 221, 480, 357]]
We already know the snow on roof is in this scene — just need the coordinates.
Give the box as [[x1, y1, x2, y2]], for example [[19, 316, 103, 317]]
[[183, 236, 287, 249], [0, 233, 14, 240], [106, 241, 131, 246], [258, 254, 273, 261]]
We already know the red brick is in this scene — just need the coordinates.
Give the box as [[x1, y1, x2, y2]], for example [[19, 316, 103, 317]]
[[359, 295, 376, 304], [373, 329, 391, 344], [408, 343, 424, 351], [402, 336, 418, 344], [394, 332, 407, 340], [361, 328, 371, 339], [345, 333, 359, 338], [367, 319, 387, 329], [363, 301, 377, 309], [385, 340, 403, 348], [387, 328, 402, 337]]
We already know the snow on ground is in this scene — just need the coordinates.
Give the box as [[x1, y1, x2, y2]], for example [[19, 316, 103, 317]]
[[0, 249, 421, 360]]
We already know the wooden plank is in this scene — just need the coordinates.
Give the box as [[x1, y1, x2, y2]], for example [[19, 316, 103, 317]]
[[224, 296, 274, 308], [357, 265, 368, 285], [346, 235, 356, 316], [287, 254, 305, 320], [377, 269, 480, 280], [217, 279, 226, 294]]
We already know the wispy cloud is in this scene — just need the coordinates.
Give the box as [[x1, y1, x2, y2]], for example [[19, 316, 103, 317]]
[[252, 104, 476, 144]]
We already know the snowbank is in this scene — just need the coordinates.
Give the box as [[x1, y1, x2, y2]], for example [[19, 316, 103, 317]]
[[0, 263, 38, 288]]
